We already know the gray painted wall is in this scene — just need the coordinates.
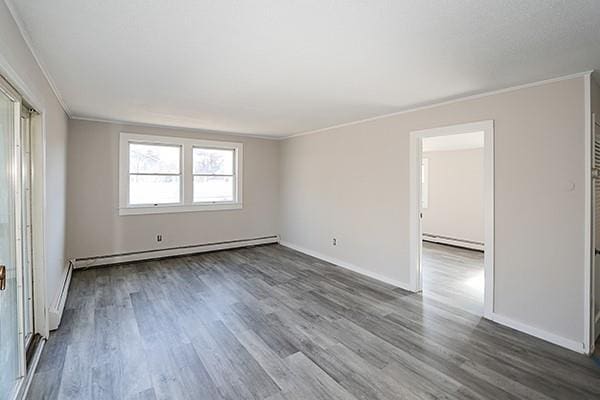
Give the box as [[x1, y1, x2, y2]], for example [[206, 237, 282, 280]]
[[280, 77, 586, 346], [422, 148, 484, 244], [2, 0, 594, 352], [0, 2, 68, 310], [66, 119, 280, 261]]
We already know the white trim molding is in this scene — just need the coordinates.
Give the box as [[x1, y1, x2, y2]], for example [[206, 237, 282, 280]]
[[4, 0, 72, 116], [0, 10, 588, 143], [74, 71, 589, 141], [72, 115, 281, 141], [279, 241, 412, 291], [489, 312, 586, 354], [409, 120, 495, 319], [584, 71, 593, 354], [287, 71, 591, 139], [120, 202, 243, 216], [0, 51, 50, 339]]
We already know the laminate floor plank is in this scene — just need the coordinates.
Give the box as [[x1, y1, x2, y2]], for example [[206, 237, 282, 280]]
[[28, 244, 600, 400]]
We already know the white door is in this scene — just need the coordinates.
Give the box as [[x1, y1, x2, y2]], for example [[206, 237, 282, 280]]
[[0, 77, 24, 399]]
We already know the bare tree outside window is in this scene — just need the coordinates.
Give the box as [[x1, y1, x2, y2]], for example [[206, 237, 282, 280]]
[[128, 143, 181, 204], [193, 148, 235, 202]]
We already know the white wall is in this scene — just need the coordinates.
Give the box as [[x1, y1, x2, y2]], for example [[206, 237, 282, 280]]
[[280, 77, 586, 348], [66, 119, 279, 261], [0, 2, 68, 315], [422, 148, 484, 245]]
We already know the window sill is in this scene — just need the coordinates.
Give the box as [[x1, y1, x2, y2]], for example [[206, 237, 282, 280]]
[[119, 203, 242, 216]]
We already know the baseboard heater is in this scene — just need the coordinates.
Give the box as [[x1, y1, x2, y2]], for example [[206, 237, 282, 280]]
[[422, 233, 484, 251], [48, 260, 73, 330], [72, 235, 279, 269]]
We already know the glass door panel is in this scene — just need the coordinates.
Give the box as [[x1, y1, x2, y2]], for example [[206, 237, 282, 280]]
[[0, 82, 22, 399], [21, 109, 33, 345]]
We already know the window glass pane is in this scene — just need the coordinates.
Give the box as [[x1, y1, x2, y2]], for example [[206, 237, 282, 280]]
[[130, 175, 180, 204], [421, 158, 429, 209], [130, 143, 180, 174], [194, 176, 234, 202], [193, 147, 234, 175]]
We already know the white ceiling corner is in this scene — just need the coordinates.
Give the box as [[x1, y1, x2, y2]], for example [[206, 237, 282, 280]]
[[4, 0, 72, 116], [7, 0, 600, 138]]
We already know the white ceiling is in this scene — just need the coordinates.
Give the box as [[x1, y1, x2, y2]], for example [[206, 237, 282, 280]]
[[422, 131, 484, 152], [8, 1, 600, 138]]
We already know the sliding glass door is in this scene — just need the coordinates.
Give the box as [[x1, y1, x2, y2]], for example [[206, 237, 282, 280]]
[[0, 77, 25, 399], [20, 107, 34, 346]]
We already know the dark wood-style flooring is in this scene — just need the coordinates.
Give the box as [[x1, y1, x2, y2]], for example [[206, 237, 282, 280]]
[[28, 244, 600, 399]]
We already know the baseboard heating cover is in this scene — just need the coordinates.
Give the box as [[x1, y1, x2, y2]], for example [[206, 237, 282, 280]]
[[71, 235, 279, 269], [422, 233, 484, 251], [48, 261, 73, 330]]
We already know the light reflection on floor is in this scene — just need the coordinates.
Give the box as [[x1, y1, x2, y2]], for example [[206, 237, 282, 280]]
[[422, 241, 484, 316], [464, 271, 484, 291]]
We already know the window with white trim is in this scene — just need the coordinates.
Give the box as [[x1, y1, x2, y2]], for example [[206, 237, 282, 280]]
[[129, 143, 182, 205], [193, 147, 236, 203], [119, 133, 242, 215]]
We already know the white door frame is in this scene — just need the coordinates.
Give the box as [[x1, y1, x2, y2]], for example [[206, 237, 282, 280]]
[[591, 112, 599, 349], [585, 72, 594, 355], [409, 120, 495, 319], [0, 60, 49, 341], [0, 72, 27, 400]]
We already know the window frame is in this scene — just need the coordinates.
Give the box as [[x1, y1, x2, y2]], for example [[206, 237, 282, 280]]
[[119, 132, 243, 215], [421, 157, 429, 209], [128, 141, 183, 206], [192, 146, 237, 204]]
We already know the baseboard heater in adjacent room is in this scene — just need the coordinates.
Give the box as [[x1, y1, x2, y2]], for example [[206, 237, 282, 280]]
[[71, 235, 279, 269], [422, 233, 484, 251]]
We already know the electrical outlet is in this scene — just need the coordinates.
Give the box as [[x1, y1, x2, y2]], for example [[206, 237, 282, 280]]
[[157, 234, 163, 242], [332, 238, 337, 246]]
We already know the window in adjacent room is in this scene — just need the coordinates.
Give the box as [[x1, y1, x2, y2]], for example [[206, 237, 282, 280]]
[[421, 158, 429, 209], [119, 132, 242, 215]]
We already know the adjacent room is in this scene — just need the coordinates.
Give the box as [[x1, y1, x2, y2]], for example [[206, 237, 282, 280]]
[[420, 131, 486, 315], [1, 1, 600, 399]]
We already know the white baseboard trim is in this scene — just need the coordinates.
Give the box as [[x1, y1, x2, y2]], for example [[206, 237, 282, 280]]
[[280, 241, 585, 354], [279, 241, 412, 291], [72, 236, 279, 269], [48, 262, 73, 331], [489, 312, 585, 354]]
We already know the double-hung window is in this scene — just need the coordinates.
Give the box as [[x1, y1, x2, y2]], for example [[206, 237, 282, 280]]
[[119, 133, 242, 215], [193, 147, 236, 203], [128, 143, 182, 205]]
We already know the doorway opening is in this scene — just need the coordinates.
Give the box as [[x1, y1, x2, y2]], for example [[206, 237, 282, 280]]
[[409, 121, 494, 318]]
